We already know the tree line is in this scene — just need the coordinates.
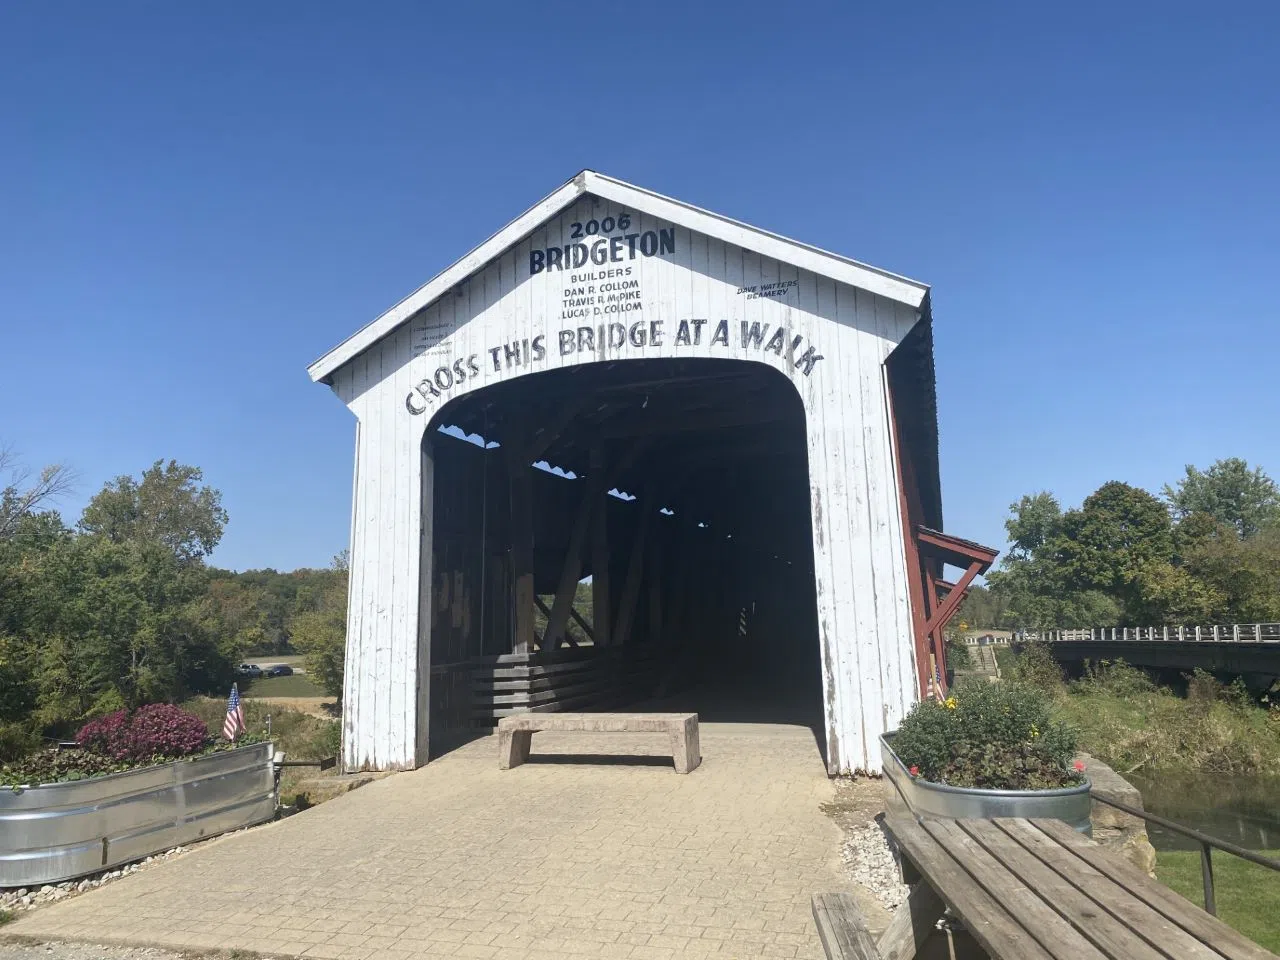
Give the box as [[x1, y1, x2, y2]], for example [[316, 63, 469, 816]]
[[0, 451, 347, 759], [964, 458, 1280, 631]]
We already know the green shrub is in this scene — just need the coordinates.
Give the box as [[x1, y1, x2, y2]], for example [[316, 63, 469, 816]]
[[0, 721, 39, 763], [1075, 658, 1155, 698], [1006, 642, 1065, 694], [891, 680, 1081, 789], [945, 639, 973, 672]]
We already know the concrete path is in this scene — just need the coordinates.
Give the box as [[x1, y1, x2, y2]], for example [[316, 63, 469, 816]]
[[7, 721, 847, 959]]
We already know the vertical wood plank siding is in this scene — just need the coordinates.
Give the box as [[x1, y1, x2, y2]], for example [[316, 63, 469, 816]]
[[330, 195, 921, 774]]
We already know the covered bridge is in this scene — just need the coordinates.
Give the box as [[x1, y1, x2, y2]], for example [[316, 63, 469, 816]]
[[307, 171, 994, 775]]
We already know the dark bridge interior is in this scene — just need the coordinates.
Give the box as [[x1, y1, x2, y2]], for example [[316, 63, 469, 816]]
[[424, 358, 823, 753]]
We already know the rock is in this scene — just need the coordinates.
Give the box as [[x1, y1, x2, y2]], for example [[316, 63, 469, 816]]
[[39, 884, 53, 894], [1079, 753, 1159, 877], [841, 818, 910, 910]]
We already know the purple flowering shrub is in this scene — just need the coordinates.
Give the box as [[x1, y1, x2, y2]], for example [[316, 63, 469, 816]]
[[76, 704, 209, 761], [75, 709, 131, 757]]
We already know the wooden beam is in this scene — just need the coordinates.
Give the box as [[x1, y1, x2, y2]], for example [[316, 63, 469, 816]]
[[590, 443, 612, 648], [528, 399, 589, 461], [544, 439, 649, 648], [544, 494, 595, 648], [647, 530, 663, 645], [534, 595, 576, 650], [602, 407, 790, 440], [568, 604, 595, 643], [876, 883, 944, 960], [888, 380, 934, 699], [508, 443, 536, 656], [923, 559, 983, 639], [613, 486, 656, 647], [811, 893, 884, 959]]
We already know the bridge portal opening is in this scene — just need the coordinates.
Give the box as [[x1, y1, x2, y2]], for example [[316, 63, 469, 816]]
[[423, 358, 822, 756]]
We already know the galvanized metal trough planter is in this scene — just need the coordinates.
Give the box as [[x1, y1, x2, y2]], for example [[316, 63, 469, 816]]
[[0, 741, 275, 887], [881, 732, 1092, 833]]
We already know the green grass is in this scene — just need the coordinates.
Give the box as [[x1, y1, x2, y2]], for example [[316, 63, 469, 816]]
[[994, 646, 1018, 676], [183, 696, 340, 803], [1155, 848, 1280, 952], [0, 909, 13, 926], [242, 674, 327, 698]]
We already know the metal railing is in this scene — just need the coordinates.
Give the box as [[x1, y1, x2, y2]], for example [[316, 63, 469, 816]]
[[1093, 795, 1280, 916], [1046, 623, 1280, 644]]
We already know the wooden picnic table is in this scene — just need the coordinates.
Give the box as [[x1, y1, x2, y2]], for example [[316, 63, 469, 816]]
[[813, 814, 1277, 960]]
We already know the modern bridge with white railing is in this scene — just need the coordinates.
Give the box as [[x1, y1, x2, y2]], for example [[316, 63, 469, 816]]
[[1046, 623, 1280, 644], [1039, 623, 1280, 680]]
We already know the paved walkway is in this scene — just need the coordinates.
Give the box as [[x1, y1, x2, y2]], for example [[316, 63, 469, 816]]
[[8, 721, 847, 959]]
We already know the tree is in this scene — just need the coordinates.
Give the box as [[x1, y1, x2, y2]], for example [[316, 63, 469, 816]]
[[1184, 522, 1280, 622], [26, 535, 226, 722], [79, 460, 227, 564], [1057, 482, 1174, 598], [289, 554, 348, 698], [0, 447, 75, 542], [1004, 493, 1062, 562], [1163, 458, 1280, 540]]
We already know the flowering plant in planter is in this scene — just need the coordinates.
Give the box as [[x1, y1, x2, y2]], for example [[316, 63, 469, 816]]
[[890, 681, 1082, 790], [2, 704, 263, 787]]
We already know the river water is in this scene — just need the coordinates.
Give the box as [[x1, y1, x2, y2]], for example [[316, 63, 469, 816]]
[[1129, 773, 1280, 851]]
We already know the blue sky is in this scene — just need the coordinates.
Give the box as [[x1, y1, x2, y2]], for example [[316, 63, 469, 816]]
[[2, 2, 1276, 572]]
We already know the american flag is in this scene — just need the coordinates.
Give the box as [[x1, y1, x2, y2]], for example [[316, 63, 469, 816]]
[[223, 683, 246, 741]]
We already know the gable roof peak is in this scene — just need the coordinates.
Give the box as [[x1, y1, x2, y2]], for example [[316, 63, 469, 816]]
[[308, 170, 928, 383]]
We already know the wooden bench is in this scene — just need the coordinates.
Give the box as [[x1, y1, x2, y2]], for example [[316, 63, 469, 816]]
[[496, 712, 701, 773], [814, 815, 1277, 959]]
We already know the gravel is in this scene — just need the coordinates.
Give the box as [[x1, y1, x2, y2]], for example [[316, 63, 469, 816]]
[[841, 818, 911, 910], [0, 944, 198, 960], [0, 847, 187, 916]]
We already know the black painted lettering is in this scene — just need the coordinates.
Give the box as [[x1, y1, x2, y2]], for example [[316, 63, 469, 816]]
[[795, 344, 825, 376], [529, 250, 545, 275], [639, 231, 658, 256], [628, 321, 646, 347], [590, 239, 608, 265], [467, 354, 481, 377], [578, 326, 595, 352], [764, 327, 786, 355], [571, 244, 589, 268], [453, 358, 468, 382], [532, 334, 546, 361], [659, 228, 675, 255], [503, 341, 521, 368], [741, 321, 768, 349], [489, 346, 502, 372], [434, 365, 454, 391], [609, 236, 624, 262], [710, 319, 729, 346], [559, 329, 576, 355], [692, 318, 707, 345], [406, 391, 427, 415], [546, 246, 564, 270], [675, 320, 691, 346], [608, 323, 627, 348], [649, 320, 664, 346], [625, 233, 639, 258]]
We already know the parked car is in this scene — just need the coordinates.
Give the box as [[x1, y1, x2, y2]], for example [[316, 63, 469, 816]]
[[266, 664, 294, 677], [237, 663, 263, 679]]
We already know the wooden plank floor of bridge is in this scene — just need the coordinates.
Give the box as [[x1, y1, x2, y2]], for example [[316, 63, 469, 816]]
[[1029, 818, 1277, 960], [885, 814, 1056, 960], [965, 819, 1217, 960]]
